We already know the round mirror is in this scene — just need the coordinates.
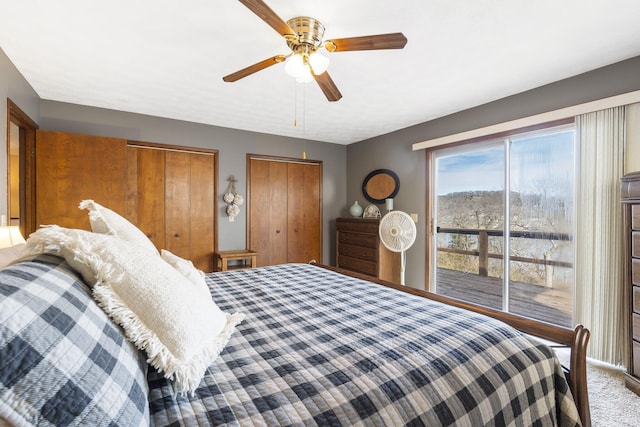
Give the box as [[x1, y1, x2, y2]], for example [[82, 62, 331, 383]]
[[362, 169, 400, 204]]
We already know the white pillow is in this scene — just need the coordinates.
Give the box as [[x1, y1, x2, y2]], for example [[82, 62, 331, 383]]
[[161, 249, 207, 289], [79, 199, 158, 254], [25, 225, 244, 394]]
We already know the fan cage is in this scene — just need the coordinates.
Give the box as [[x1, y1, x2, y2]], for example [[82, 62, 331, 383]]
[[379, 211, 416, 252]]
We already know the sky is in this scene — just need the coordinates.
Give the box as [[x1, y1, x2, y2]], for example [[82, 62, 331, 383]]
[[435, 129, 575, 197]]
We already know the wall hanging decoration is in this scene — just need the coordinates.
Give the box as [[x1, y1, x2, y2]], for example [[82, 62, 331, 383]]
[[224, 175, 243, 222], [362, 169, 400, 204]]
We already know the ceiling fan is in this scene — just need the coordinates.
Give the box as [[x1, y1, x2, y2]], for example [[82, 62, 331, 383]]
[[222, 0, 408, 102]]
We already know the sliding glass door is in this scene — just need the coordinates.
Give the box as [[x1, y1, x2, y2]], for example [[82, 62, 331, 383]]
[[430, 124, 575, 327]]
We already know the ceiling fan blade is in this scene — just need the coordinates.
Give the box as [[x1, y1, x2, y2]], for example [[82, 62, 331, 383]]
[[238, 0, 295, 36], [324, 33, 408, 52], [313, 71, 342, 102], [222, 55, 286, 82]]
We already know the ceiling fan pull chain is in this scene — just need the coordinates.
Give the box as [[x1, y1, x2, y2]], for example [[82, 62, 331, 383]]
[[293, 80, 298, 127]]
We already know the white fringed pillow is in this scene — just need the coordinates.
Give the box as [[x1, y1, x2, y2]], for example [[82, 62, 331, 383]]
[[161, 249, 206, 289], [25, 225, 244, 394], [79, 199, 158, 254]]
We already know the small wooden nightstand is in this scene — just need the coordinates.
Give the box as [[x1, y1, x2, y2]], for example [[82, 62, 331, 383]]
[[214, 250, 258, 272]]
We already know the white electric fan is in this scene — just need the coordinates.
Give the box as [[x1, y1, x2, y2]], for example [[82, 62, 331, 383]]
[[379, 211, 417, 285]]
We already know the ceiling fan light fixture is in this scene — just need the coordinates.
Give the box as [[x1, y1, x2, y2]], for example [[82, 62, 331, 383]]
[[308, 52, 329, 75], [285, 54, 310, 81], [285, 51, 329, 82]]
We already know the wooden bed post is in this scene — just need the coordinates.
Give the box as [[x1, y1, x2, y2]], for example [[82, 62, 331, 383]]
[[569, 325, 591, 427]]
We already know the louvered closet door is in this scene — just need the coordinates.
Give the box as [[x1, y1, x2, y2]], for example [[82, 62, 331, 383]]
[[35, 130, 127, 230], [249, 158, 288, 266]]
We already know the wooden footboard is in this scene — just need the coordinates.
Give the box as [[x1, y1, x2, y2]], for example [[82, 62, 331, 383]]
[[313, 264, 591, 427]]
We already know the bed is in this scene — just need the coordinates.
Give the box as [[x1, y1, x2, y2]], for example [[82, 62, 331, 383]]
[[1, 252, 589, 426], [0, 200, 590, 426]]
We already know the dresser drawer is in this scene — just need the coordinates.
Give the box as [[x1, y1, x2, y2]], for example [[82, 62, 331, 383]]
[[634, 313, 640, 342], [634, 341, 640, 377], [337, 255, 377, 277], [336, 219, 379, 234], [633, 232, 640, 258], [633, 260, 640, 286], [339, 231, 377, 248], [633, 204, 640, 230], [634, 286, 640, 314], [339, 243, 377, 262]]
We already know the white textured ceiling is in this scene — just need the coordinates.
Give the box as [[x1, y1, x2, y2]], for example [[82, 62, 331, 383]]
[[2, 0, 640, 145]]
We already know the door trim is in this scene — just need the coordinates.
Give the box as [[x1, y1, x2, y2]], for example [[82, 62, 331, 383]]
[[7, 98, 38, 237]]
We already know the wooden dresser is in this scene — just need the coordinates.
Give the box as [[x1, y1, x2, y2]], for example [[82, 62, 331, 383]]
[[336, 217, 400, 283], [622, 171, 640, 396]]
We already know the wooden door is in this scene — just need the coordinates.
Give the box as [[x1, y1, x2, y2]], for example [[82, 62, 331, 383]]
[[35, 130, 127, 230], [248, 155, 322, 267], [249, 158, 288, 266], [126, 146, 166, 249], [129, 145, 216, 272], [187, 152, 215, 272], [164, 151, 215, 272], [165, 151, 192, 259], [287, 162, 322, 264]]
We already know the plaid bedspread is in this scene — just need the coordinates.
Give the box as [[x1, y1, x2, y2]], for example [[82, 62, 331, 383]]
[[0, 254, 149, 426], [148, 263, 582, 427]]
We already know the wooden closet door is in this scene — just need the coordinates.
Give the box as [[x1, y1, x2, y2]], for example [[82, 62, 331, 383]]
[[35, 130, 127, 229], [249, 158, 288, 266], [187, 153, 215, 272], [126, 146, 166, 249], [165, 150, 216, 272], [287, 162, 322, 264], [165, 151, 192, 260], [127, 144, 216, 272]]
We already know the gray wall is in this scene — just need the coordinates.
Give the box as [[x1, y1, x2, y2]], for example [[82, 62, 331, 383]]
[[348, 55, 640, 290], [38, 101, 347, 265], [0, 48, 40, 216]]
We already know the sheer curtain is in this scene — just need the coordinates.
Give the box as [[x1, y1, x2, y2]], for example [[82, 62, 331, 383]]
[[575, 106, 626, 364]]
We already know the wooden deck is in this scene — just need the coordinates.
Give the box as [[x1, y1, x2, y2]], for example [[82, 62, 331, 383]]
[[436, 268, 573, 328]]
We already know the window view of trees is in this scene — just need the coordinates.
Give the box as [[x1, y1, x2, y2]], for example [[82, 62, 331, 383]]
[[431, 126, 575, 327]]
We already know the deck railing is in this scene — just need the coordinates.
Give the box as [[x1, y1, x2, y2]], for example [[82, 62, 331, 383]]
[[436, 227, 573, 286]]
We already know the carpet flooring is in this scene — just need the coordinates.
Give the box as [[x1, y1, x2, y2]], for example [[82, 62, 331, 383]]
[[557, 349, 640, 426]]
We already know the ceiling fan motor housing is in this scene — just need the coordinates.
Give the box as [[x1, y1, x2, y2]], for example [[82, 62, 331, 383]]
[[286, 17, 325, 53]]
